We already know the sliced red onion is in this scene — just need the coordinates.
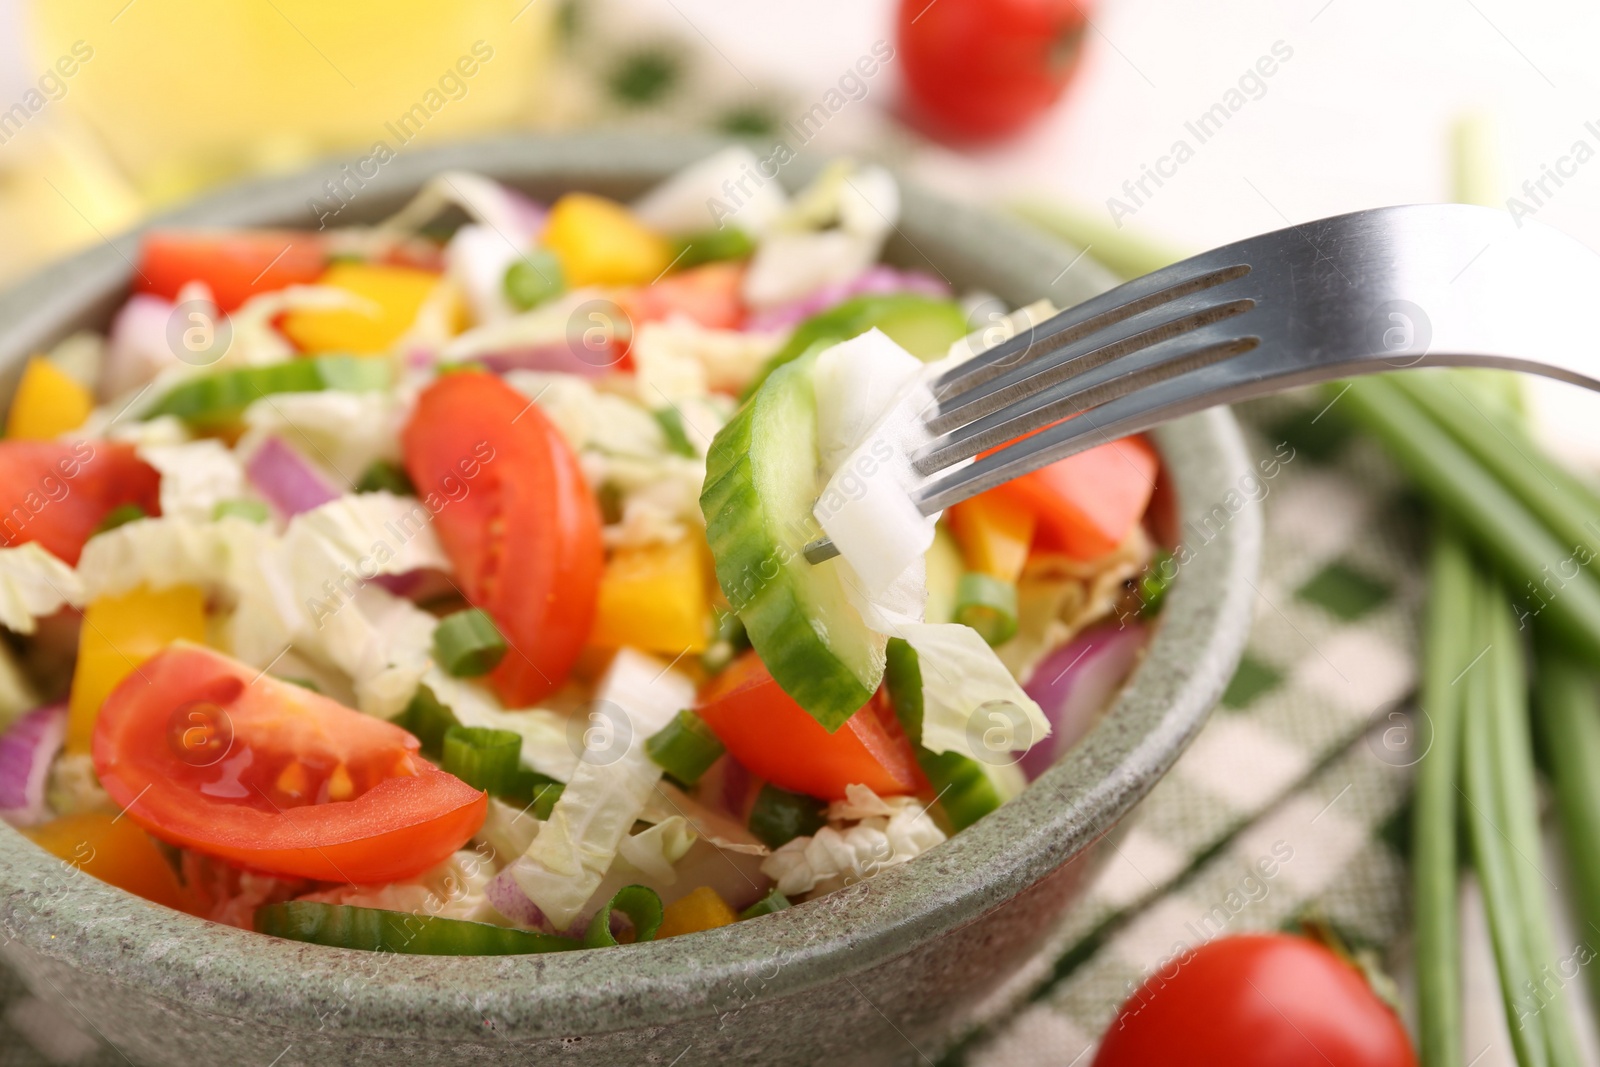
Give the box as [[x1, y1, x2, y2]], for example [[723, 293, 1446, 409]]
[[245, 435, 340, 517], [745, 266, 952, 333], [501, 194, 548, 246], [103, 293, 176, 400], [475, 344, 611, 379], [486, 864, 553, 929], [714, 754, 753, 820], [1020, 623, 1148, 780], [0, 704, 68, 826]]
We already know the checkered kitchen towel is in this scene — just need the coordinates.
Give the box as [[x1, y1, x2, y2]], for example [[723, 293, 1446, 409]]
[[947, 391, 1429, 1065], [0, 7, 1439, 1063]]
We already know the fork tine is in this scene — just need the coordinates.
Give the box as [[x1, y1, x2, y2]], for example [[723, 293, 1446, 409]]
[[936, 261, 1254, 397], [928, 286, 1258, 436], [914, 319, 1261, 475], [914, 368, 1224, 514]]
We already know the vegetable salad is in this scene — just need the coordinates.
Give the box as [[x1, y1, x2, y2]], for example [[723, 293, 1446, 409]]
[[0, 149, 1162, 953]]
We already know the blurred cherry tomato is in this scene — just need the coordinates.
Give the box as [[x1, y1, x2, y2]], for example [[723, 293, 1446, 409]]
[[1093, 935, 1417, 1067], [897, 0, 1088, 141]]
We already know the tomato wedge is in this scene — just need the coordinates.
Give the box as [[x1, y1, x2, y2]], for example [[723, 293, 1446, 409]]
[[697, 651, 923, 801], [136, 231, 327, 312], [618, 262, 746, 331], [0, 440, 162, 565], [985, 433, 1158, 560], [401, 372, 604, 705], [92, 644, 486, 883]]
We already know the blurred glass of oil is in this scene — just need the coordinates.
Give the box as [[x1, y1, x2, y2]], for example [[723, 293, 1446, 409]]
[[27, 0, 557, 204]]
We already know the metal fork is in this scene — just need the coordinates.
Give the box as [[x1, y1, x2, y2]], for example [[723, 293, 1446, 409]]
[[805, 203, 1600, 564]]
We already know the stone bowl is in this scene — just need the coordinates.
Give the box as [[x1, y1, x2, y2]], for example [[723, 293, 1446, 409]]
[[0, 133, 1260, 1066]]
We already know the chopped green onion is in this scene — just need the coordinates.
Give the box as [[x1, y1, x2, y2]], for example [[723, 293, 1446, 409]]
[[503, 251, 564, 311], [645, 709, 725, 787], [1412, 529, 1472, 1067], [441, 726, 522, 796], [700, 610, 750, 674], [400, 685, 460, 758], [256, 900, 578, 955], [738, 889, 791, 920], [652, 406, 698, 458], [212, 498, 270, 523], [748, 783, 825, 849], [525, 778, 564, 820], [582, 884, 664, 948], [91, 504, 146, 535], [671, 227, 754, 269], [279, 676, 322, 694], [884, 637, 1004, 830], [953, 572, 1019, 646], [1136, 549, 1177, 619], [145, 354, 391, 426], [355, 459, 415, 496], [436, 361, 487, 376], [433, 608, 507, 677]]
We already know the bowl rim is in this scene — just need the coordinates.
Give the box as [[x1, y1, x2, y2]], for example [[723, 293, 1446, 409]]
[[0, 132, 1261, 1039]]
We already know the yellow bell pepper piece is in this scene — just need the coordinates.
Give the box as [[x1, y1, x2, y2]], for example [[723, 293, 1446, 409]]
[[542, 193, 673, 287], [280, 262, 440, 354], [948, 493, 1036, 584], [6, 357, 92, 440], [26, 811, 195, 913], [66, 584, 207, 754], [589, 539, 709, 654], [655, 885, 737, 939]]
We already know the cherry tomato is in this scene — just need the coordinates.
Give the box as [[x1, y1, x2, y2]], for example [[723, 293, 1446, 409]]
[[401, 372, 604, 706], [897, 0, 1089, 141], [697, 651, 923, 801], [618, 262, 746, 332], [0, 440, 162, 565], [92, 644, 487, 884], [1093, 934, 1417, 1067], [137, 231, 327, 312]]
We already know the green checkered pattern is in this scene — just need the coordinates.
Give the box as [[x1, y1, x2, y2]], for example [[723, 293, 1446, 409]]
[[953, 391, 1429, 1065]]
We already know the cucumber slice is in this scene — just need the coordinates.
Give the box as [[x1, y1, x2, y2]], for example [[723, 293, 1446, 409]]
[[884, 636, 1024, 831], [924, 525, 963, 626], [742, 294, 969, 399], [702, 349, 885, 730]]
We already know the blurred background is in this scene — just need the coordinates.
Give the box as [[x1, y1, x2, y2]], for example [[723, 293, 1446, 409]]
[[5, 0, 1600, 455], [1, 3, 1597, 1064], [2, 0, 1600, 274]]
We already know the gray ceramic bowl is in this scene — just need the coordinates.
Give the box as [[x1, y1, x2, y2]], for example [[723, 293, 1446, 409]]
[[0, 133, 1259, 1067]]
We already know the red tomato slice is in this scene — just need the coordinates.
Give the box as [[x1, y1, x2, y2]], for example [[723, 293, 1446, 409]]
[[0, 440, 162, 565], [92, 644, 487, 884], [137, 231, 327, 312], [987, 433, 1158, 560], [401, 372, 604, 705], [697, 651, 923, 801], [1093, 934, 1416, 1067], [617, 262, 746, 331]]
